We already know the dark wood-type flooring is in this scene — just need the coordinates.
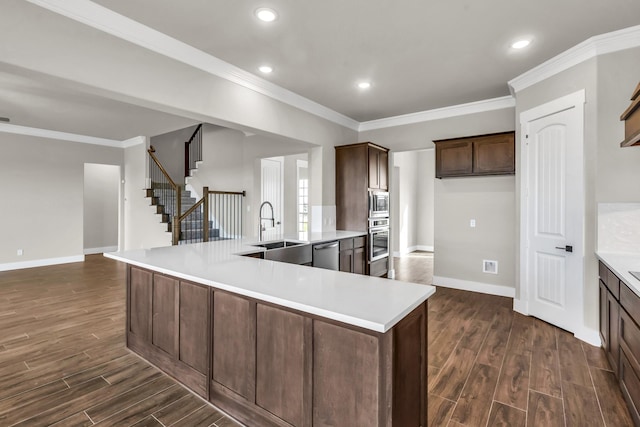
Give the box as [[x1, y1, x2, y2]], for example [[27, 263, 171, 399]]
[[0, 252, 633, 426], [395, 251, 634, 427], [0, 255, 239, 427]]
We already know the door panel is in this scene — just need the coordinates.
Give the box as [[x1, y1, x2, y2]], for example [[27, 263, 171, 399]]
[[524, 106, 583, 332]]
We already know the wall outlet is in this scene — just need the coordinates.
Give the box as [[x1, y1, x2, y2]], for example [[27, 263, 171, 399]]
[[483, 259, 498, 274], [17, 249, 23, 256], [470, 219, 476, 228]]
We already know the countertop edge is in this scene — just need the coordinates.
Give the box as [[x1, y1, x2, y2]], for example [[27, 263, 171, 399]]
[[596, 251, 640, 298]]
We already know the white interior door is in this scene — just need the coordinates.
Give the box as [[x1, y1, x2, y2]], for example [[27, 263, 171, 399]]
[[520, 93, 584, 334], [260, 157, 283, 240]]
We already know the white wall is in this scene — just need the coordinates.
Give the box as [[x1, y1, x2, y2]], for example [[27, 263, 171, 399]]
[[0, 132, 123, 270], [283, 154, 309, 236], [151, 124, 199, 184], [393, 152, 419, 254], [83, 163, 120, 253], [417, 150, 435, 249], [123, 137, 172, 250]]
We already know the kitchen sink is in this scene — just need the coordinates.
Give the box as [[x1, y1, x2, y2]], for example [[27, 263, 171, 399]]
[[251, 240, 305, 250]]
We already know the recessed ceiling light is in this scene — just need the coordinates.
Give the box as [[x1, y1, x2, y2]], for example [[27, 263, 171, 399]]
[[511, 39, 531, 49], [255, 7, 278, 22], [357, 81, 371, 89], [259, 65, 273, 74]]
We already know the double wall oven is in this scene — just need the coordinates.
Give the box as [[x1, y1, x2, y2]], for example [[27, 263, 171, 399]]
[[368, 191, 389, 262]]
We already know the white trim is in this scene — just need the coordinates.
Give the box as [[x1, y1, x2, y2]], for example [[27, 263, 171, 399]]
[[393, 245, 434, 257], [0, 255, 85, 272], [27, 0, 360, 131], [575, 327, 601, 347], [359, 96, 515, 132], [509, 25, 640, 94], [417, 245, 434, 252], [121, 135, 145, 148], [432, 275, 515, 298], [513, 298, 529, 315], [0, 123, 123, 147], [84, 245, 118, 255], [519, 89, 586, 124]]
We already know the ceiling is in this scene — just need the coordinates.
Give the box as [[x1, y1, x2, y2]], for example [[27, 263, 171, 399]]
[[2, 0, 640, 141]]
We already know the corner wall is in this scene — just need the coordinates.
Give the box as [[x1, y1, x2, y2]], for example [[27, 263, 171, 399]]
[[0, 132, 123, 270]]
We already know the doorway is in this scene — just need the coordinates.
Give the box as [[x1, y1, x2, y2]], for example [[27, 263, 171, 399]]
[[83, 163, 120, 254], [517, 90, 586, 336], [260, 157, 283, 240]]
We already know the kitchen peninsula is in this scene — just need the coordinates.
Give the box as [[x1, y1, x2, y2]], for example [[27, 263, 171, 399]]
[[105, 231, 435, 427]]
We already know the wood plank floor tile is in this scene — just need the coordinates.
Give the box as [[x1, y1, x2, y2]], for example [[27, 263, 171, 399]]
[[532, 318, 557, 350], [476, 307, 513, 368], [171, 404, 224, 427], [493, 352, 530, 410], [529, 348, 562, 398], [429, 347, 477, 401], [558, 331, 592, 387], [487, 401, 526, 426], [562, 381, 605, 427], [91, 384, 190, 426], [131, 415, 165, 427], [426, 393, 455, 427], [590, 367, 634, 427], [527, 390, 565, 427], [450, 363, 500, 426], [153, 394, 206, 426], [582, 342, 612, 371], [48, 412, 94, 427]]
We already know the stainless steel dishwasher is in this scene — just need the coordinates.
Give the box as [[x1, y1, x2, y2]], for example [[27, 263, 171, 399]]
[[312, 241, 339, 270]]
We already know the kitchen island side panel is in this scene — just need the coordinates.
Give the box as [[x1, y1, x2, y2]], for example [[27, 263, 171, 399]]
[[126, 264, 428, 426]]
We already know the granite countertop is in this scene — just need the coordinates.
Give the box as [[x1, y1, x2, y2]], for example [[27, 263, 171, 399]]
[[596, 251, 640, 297], [105, 231, 436, 333]]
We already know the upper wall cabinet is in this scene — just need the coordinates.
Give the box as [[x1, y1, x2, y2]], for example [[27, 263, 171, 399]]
[[620, 81, 640, 147], [368, 145, 389, 190], [434, 131, 515, 178]]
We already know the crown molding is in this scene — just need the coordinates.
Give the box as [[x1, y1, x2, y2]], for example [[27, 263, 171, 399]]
[[26, 0, 360, 131], [0, 123, 124, 147], [509, 24, 640, 94], [358, 96, 515, 132]]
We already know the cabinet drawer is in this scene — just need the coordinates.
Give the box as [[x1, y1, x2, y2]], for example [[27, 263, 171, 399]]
[[621, 308, 640, 371], [620, 349, 640, 425], [339, 238, 353, 251], [599, 261, 608, 282], [622, 284, 640, 327], [353, 236, 366, 249]]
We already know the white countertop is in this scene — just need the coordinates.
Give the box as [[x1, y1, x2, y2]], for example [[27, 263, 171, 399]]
[[105, 231, 436, 333], [596, 251, 640, 297]]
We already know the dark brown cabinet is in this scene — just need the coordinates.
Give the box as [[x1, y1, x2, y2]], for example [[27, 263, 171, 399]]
[[368, 146, 388, 190], [336, 142, 390, 277], [434, 131, 515, 178], [339, 236, 366, 274], [620, 80, 640, 147], [127, 266, 210, 398], [126, 265, 428, 427], [599, 260, 640, 426]]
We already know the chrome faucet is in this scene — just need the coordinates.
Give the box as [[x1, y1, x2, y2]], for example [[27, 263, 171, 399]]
[[259, 201, 275, 241]]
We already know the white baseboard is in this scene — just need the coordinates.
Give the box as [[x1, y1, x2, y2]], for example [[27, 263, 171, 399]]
[[84, 246, 118, 255], [0, 255, 85, 272], [432, 275, 516, 298], [513, 298, 529, 315], [393, 245, 434, 257], [575, 327, 601, 347]]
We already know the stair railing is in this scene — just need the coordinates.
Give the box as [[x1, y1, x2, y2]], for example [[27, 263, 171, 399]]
[[184, 124, 203, 178], [176, 187, 245, 245], [147, 146, 182, 242]]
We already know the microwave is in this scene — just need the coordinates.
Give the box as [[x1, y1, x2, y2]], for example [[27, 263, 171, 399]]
[[369, 191, 389, 218]]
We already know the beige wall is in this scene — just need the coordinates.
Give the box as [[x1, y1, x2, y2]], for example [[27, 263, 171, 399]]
[[417, 150, 435, 249], [83, 163, 120, 252], [361, 108, 516, 290], [392, 152, 419, 253], [0, 132, 123, 267], [151, 124, 199, 183]]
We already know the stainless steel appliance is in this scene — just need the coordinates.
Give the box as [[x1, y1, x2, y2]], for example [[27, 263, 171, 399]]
[[369, 190, 389, 218], [368, 217, 389, 262], [312, 241, 339, 270]]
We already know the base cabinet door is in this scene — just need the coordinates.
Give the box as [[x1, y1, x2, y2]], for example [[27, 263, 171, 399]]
[[179, 281, 210, 374], [353, 247, 366, 275], [152, 275, 178, 357], [129, 267, 152, 341], [256, 305, 311, 427], [608, 290, 620, 375], [600, 280, 609, 350]]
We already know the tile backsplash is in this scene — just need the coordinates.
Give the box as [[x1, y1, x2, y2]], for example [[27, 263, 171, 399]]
[[598, 203, 640, 253]]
